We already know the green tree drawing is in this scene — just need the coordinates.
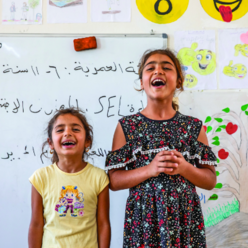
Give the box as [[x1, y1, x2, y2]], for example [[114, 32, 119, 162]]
[[204, 105, 248, 213], [28, 0, 40, 21]]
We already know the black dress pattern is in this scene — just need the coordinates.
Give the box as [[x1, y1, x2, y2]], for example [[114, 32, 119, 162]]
[[106, 112, 217, 248]]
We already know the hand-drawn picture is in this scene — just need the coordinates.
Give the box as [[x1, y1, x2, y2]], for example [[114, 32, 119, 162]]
[[55, 185, 84, 217], [223, 61, 247, 79], [184, 74, 198, 88], [91, 0, 131, 22], [136, 0, 189, 24], [219, 29, 248, 89], [179, 92, 248, 247], [49, 0, 82, 8], [175, 30, 217, 90], [203, 105, 248, 247], [2, 0, 42, 24], [178, 42, 216, 76], [200, 0, 248, 22], [47, 0, 87, 23]]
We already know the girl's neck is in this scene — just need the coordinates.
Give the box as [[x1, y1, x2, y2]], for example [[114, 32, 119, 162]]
[[141, 99, 176, 120], [57, 156, 87, 173]]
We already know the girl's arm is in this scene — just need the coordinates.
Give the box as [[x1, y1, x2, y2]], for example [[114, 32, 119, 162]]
[[97, 185, 111, 248], [28, 185, 44, 248], [109, 123, 178, 191]]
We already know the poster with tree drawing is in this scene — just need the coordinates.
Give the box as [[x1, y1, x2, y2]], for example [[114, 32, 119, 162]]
[[179, 91, 248, 247], [175, 30, 217, 90], [219, 29, 248, 89], [2, 0, 42, 24], [91, 0, 131, 22]]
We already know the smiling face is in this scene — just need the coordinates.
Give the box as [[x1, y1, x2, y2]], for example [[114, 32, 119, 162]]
[[233, 64, 247, 79], [200, 0, 248, 22], [136, 0, 189, 24], [48, 114, 89, 160], [184, 74, 198, 88], [140, 53, 180, 102], [192, 49, 216, 75]]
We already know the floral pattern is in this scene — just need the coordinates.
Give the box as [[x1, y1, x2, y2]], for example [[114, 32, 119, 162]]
[[106, 112, 217, 248]]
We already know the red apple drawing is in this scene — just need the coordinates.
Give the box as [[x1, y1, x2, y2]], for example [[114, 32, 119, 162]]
[[218, 149, 229, 160], [203, 126, 207, 132], [226, 122, 238, 135]]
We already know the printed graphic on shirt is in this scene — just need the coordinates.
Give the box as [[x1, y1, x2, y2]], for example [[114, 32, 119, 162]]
[[55, 185, 84, 217]]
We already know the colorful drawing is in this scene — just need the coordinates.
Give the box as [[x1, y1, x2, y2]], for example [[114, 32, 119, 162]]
[[55, 185, 84, 217], [202, 105, 248, 246], [234, 44, 248, 57], [49, 0, 82, 8], [223, 61, 247, 79], [177, 43, 216, 76], [200, 0, 248, 22], [10, 2, 16, 20], [184, 74, 198, 88], [21, 2, 29, 20], [136, 0, 189, 24]]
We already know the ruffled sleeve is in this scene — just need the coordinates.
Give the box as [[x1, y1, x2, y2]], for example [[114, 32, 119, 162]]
[[184, 140, 217, 167], [105, 141, 140, 171]]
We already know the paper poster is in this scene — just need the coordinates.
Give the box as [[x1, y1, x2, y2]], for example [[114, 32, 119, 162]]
[[2, 0, 42, 25], [200, 0, 248, 23], [91, 0, 131, 22], [179, 91, 248, 247], [219, 29, 248, 89], [47, 0, 87, 23], [175, 30, 217, 90], [136, 0, 189, 24]]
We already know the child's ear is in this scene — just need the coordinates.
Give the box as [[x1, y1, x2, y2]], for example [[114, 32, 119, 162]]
[[176, 79, 182, 88], [84, 139, 91, 150], [140, 79, 144, 90], [47, 138, 54, 150]]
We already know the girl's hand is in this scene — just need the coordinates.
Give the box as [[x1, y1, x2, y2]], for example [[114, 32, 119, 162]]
[[146, 150, 190, 177], [146, 150, 178, 177]]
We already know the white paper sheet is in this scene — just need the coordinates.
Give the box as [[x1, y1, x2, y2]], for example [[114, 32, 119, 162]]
[[175, 30, 217, 90], [219, 29, 248, 89], [2, 0, 42, 25], [47, 0, 87, 23], [91, 0, 131, 22], [179, 91, 248, 247]]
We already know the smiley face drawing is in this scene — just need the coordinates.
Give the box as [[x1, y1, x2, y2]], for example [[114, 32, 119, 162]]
[[223, 60, 247, 79], [200, 0, 248, 22], [136, 0, 189, 24], [235, 44, 248, 57], [177, 43, 217, 76], [184, 74, 198, 88]]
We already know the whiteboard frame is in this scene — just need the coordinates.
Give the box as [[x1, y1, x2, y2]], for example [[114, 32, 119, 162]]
[[0, 33, 168, 48]]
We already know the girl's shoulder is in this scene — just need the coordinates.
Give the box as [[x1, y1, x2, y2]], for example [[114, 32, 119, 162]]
[[30, 163, 56, 178]]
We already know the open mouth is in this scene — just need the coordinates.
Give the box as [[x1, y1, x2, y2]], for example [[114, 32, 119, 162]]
[[199, 63, 209, 70], [214, 0, 242, 22], [62, 141, 76, 148], [151, 78, 166, 88], [237, 74, 244, 78]]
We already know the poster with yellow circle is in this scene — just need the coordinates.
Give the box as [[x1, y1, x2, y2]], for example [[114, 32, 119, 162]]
[[136, 0, 189, 24], [200, 0, 248, 22]]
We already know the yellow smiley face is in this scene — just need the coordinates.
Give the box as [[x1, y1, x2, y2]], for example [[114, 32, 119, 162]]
[[200, 0, 248, 22], [136, 0, 189, 24]]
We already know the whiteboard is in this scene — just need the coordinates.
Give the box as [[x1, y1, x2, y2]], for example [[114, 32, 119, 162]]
[[0, 35, 166, 248]]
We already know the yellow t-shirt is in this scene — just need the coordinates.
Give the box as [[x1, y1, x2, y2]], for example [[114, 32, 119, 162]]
[[29, 163, 109, 248]]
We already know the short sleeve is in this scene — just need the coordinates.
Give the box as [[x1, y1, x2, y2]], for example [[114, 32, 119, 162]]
[[105, 142, 136, 171], [189, 141, 217, 167], [29, 169, 44, 197], [96, 169, 109, 196], [190, 118, 203, 140]]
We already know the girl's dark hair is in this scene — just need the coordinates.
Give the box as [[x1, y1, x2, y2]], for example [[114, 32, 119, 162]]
[[42, 107, 93, 164], [137, 49, 184, 111]]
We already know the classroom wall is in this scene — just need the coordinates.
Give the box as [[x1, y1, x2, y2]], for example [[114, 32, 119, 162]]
[[1, 0, 248, 50]]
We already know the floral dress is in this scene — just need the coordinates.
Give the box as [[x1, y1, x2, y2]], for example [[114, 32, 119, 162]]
[[105, 112, 217, 248]]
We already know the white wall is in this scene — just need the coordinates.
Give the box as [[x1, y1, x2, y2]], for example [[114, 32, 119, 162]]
[[1, 0, 248, 49]]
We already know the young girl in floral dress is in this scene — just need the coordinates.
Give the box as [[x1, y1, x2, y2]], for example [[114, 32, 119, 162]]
[[105, 49, 217, 248]]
